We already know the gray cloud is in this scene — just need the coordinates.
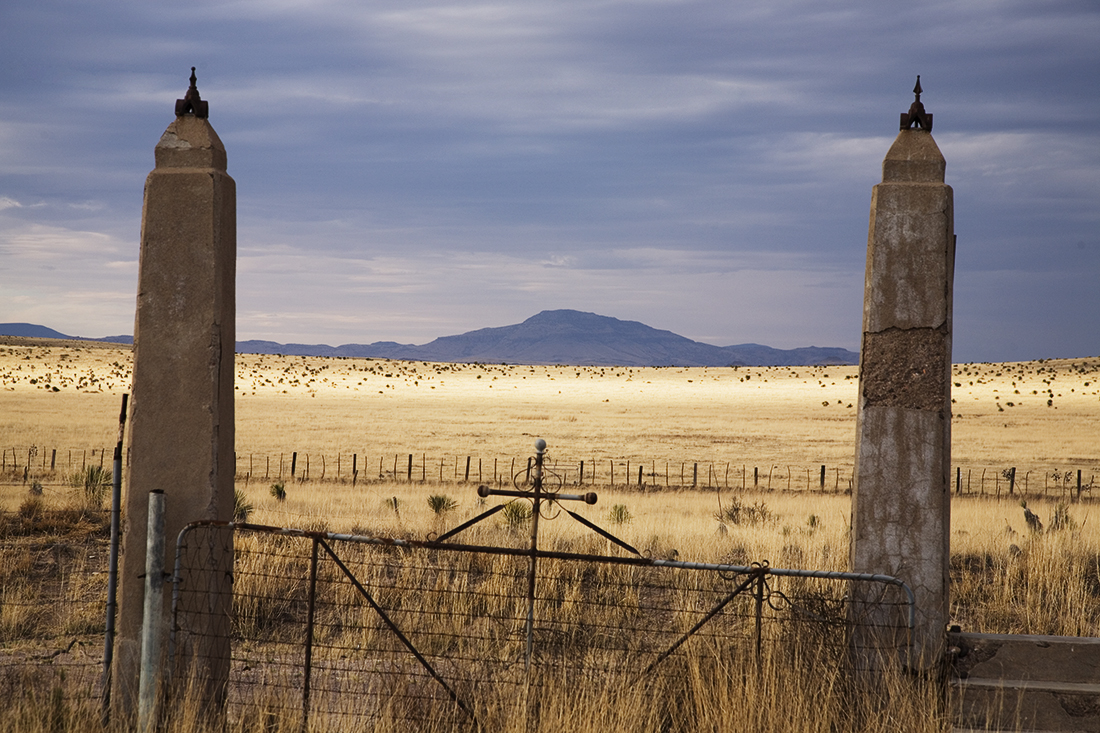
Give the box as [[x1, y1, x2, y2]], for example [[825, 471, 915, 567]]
[[1, 0, 1097, 362]]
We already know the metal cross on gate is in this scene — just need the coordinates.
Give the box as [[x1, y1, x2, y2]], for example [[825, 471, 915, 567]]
[[434, 438, 641, 669]]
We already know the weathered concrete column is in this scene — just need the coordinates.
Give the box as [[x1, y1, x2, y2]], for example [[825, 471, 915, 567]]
[[850, 78, 954, 668], [116, 69, 235, 718]]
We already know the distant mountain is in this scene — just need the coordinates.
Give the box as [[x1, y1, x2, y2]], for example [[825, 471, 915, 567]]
[[0, 323, 133, 345], [2, 313, 858, 366], [239, 310, 857, 367], [719, 343, 861, 367]]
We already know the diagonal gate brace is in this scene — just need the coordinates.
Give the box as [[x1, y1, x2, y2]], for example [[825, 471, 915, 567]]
[[317, 538, 479, 727], [640, 568, 763, 676]]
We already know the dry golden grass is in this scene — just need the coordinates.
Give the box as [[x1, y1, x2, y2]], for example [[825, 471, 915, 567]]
[[2, 336, 1097, 479], [3, 482, 1099, 733], [2, 338, 1099, 731]]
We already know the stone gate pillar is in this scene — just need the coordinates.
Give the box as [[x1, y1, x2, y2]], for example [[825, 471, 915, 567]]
[[850, 78, 954, 668], [116, 69, 235, 717]]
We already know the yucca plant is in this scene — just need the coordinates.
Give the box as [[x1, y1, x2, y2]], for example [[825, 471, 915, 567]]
[[427, 494, 457, 516], [607, 504, 633, 525], [501, 500, 532, 529], [269, 481, 287, 502], [69, 465, 111, 510], [234, 488, 254, 523]]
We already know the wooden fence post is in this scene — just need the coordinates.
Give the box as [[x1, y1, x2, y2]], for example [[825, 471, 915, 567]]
[[291, 452, 297, 477]]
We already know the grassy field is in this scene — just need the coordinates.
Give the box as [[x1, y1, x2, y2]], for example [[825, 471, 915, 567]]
[[2, 337, 1099, 731], [2, 336, 1097, 473]]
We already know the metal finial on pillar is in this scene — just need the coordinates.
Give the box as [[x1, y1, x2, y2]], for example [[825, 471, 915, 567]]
[[175, 66, 209, 118], [900, 75, 932, 132]]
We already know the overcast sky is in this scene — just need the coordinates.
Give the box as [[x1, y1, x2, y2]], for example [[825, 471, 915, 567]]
[[1, 1, 1097, 363]]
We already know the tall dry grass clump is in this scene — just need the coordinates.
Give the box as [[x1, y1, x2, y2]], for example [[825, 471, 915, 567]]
[[0, 646, 947, 733], [951, 497, 1100, 636], [8, 484, 1100, 732]]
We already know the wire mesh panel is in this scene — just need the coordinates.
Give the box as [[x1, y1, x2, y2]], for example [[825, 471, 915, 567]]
[[172, 523, 913, 730], [0, 536, 108, 707]]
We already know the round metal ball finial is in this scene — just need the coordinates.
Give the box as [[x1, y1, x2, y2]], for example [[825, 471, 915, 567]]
[[534, 438, 547, 453]]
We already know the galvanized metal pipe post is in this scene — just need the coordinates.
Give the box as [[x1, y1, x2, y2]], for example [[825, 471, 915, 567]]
[[138, 490, 166, 733]]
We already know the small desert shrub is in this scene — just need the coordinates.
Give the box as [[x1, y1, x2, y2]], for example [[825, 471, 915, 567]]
[[1021, 500, 1043, 533], [1049, 501, 1075, 532], [716, 495, 773, 525], [607, 504, 633, 525], [427, 494, 457, 516], [234, 488, 254, 523], [18, 495, 45, 521], [501, 500, 532, 529], [29, 481, 43, 496], [269, 481, 287, 502]]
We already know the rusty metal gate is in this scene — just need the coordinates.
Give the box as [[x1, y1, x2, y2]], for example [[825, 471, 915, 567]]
[[170, 520, 913, 731]]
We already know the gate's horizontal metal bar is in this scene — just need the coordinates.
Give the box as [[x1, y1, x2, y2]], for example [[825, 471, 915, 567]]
[[172, 520, 916, 632]]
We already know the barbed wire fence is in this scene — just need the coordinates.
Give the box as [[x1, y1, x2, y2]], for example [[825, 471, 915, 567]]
[[2, 444, 1096, 498]]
